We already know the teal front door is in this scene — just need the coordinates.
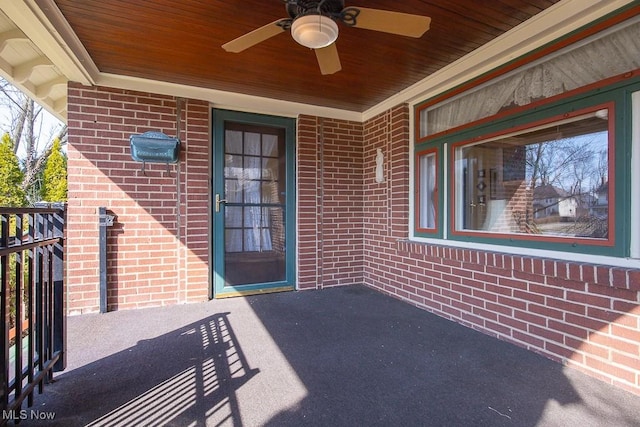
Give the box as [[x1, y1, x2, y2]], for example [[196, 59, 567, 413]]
[[212, 110, 296, 298]]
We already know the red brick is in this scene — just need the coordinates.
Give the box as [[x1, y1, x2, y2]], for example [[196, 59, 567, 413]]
[[529, 283, 563, 298], [548, 319, 589, 339], [498, 295, 527, 310], [497, 276, 527, 289], [529, 303, 563, 320], [610, 324, 640, 344], [532, 259, 545, 275], [568, 263, 583, 281], [546, 275, 587, 291], [498, 272, 537, 290], [514, 309, 547, 327], [579, 341, 610, 359], [628, 270, 640, 291], [585, 355, 637, 384], [611, 268, 628, 288], [565, 313, 609, 332], [588, 284, 638, 301], [512, 331, 544, 349], [595, 265, 612, 286], [545, 342, 574, 359], [612, 352, 640, 371], [484, 320, 511, 337], [546, 297, 586, 315], [529, 325, 564, 344], [566, 290, 611, 309]]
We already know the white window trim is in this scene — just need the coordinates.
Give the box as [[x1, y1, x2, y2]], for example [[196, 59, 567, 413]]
[[631, 90, 640, 258]]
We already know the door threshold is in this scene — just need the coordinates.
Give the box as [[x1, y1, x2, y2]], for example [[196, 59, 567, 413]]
[[214, 285, 294, 299]]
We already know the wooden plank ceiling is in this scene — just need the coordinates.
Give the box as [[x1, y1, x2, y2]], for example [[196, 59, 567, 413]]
[[53, 0, 560, 113]]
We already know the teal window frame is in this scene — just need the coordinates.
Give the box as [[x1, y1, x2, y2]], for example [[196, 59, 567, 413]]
[[414, 76, 640, 258]]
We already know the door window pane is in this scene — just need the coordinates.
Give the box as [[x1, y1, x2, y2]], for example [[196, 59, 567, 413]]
[[225, 206, 242, 227], [225, 130, 243, 154], [263, 134, 278, 156], [245, 132, 261, 155], [222, 122, 287, 286]]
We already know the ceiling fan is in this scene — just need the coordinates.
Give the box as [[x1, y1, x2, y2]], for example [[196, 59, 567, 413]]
[[222, 0, 431, 75]]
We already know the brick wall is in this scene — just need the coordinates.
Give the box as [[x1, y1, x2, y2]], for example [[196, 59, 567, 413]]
[[66, 84, 210, 313], [297, 115, 364, 289], [362, 104, 640, 396]]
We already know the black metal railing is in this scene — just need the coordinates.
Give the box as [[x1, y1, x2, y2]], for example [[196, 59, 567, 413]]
[[0, 206, 66, 421]]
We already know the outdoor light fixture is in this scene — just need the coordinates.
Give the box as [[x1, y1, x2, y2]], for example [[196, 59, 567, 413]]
[[291, 14, 339, 49]]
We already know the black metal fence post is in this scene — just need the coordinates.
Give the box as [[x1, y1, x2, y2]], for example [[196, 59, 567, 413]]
[[53, 209, 65, 372], [99, 207, 107, 314], [0, 214, 9, 414]]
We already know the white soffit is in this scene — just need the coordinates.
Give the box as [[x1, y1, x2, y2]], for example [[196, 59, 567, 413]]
[[0, 0, 100, 122], [0, 10, 67, 120]]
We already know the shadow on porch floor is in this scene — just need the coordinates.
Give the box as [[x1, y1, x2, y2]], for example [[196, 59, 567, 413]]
[[15, 285, 640, 426]]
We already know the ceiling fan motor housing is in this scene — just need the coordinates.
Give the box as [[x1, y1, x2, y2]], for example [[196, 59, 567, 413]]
[[286, 0, 345, 18]]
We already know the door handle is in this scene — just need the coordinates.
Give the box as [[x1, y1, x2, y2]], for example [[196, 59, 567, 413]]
[[215, 194, 227, 212]]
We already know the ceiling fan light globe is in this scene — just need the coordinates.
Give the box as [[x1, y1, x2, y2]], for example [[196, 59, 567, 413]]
[[291, 14, 338, 49]]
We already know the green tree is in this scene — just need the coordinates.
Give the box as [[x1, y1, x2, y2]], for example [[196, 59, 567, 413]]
[[41, 138, 67, 202], [0, 133, 26, 206], [1, 78, 67, 204]]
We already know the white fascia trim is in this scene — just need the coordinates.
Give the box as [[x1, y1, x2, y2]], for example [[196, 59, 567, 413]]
[[1, 0, 95, 85], [631, 91, 640, 258], [364, 0, 636, 121], [96, 73, 363, 122]]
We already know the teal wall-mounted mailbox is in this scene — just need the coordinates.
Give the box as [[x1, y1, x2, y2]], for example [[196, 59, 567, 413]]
[[130, 131, 180, 164]]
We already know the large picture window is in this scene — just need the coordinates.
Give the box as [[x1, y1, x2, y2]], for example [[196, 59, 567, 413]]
[[452, 106, 613, 245], [413, 78, 640, 258], [412, 15, 640, 259]]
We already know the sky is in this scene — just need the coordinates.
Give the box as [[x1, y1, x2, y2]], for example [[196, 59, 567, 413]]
[[0, 81, 65, 160]]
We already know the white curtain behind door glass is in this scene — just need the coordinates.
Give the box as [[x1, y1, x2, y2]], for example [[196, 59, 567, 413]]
[[225, 131, 278, 252]]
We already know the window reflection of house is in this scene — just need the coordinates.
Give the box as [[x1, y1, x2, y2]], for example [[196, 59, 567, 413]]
[[591, 180, 608, 219], [532, 184, 577, 219]]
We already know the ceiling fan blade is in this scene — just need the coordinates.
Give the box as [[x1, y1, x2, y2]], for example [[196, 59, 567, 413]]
[[315, 43, 342, 75], [351, 7, 431, 38], [222, 20, 286, 53]]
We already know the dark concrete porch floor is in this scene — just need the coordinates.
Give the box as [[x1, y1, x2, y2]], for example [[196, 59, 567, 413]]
[[17, 285, 640, 426]]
